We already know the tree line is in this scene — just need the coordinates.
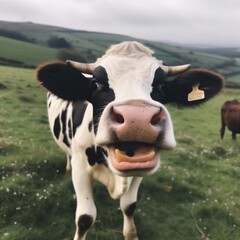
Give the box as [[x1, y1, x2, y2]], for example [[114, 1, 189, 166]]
[[0, 29, 34, 43]]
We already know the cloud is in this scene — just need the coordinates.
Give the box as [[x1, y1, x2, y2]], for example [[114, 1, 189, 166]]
[[0, 0, 239, 47]]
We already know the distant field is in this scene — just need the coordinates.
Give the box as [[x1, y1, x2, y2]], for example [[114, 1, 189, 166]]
[[0, 36, 57, 67], [1, 21, 240, 88], [0, 65, 240, 240]]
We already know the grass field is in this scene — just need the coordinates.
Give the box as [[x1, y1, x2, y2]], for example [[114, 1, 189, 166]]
[[0, 36, 57, 67], [0, 65, 240, 240]]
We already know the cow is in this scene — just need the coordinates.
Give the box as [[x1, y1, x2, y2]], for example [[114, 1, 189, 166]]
[[36, 41, 224, 240], [220, 99, 240, 140]]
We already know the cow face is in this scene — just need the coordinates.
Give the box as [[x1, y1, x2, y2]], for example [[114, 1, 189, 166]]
[[37, 41, 224, 176]]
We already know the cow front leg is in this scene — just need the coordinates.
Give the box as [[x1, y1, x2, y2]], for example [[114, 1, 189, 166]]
[[71, 155, 96, 240], [66, 154, 71, 171], [120, 177, 142, 240]]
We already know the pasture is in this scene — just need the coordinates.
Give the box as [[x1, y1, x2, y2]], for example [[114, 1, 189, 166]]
[[0, 36, 57, 67], [0, 65, 240, 240]]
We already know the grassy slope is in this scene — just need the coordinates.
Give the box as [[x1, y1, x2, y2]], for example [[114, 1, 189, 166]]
[[0, 65, 240, 240], [0, 36, 57, 67]]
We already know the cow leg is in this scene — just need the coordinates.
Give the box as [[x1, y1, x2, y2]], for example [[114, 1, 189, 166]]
[[220, 125, 225, 140], [220, 112, 226, 140], [71, 155, 96, 240], [120, 177, 142, 240], [232, 132, 237, 140], [220, 121, 225, 139], [89, 164, 130, 199], [66, 154, 71, 171]]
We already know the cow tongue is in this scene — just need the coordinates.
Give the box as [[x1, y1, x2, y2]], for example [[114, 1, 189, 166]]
[[108, 143, 158, 171], [115, 148, 155, 163], [109, 142, 157, 163]]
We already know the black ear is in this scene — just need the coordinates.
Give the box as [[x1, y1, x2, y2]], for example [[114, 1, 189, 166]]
[[164, 69, 224, 107], [36, 61, 92, 101]]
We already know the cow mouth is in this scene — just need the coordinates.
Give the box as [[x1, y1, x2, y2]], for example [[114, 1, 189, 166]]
[[108, 142, 159, 172]]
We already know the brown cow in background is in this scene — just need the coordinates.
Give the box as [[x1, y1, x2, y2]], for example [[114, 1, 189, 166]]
[[220, 99, 240, 140]]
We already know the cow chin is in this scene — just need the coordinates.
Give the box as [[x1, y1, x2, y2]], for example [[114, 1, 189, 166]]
[[107, 142, 160, 177]]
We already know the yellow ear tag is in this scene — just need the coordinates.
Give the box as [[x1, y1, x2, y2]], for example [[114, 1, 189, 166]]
[[188, 83, 205, 102]]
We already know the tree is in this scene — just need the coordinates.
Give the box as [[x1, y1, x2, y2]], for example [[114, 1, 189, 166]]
[[57, 49, 86, 62], [0, 29, 33, 43], [47, 36, 71, 49]]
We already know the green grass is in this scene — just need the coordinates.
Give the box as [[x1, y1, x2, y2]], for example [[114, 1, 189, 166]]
[[0, 36, 57, 67], [227, 74, 240, 85], [1, 65, 240, 240]]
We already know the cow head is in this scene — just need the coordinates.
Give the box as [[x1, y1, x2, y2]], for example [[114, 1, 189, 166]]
[[36, 41, 224, 177]]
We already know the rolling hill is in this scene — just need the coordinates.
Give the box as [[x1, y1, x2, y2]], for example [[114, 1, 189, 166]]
[[0, 20, 240, 86]]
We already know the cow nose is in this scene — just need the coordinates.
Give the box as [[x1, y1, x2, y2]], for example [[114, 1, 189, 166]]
[[112, 106, 162, 125], [110, 105, 164, 143]]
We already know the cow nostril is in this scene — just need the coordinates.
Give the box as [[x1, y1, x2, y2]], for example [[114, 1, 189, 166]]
[[151, 111, 162, 125], [113, 113, 125, 124], [112, 106, 125, 124]]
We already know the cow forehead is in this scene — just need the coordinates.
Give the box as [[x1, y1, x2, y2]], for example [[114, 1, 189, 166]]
[[97, 55, 162, 77], [98, 56, 162, 85], [96, 56, 163, 98]]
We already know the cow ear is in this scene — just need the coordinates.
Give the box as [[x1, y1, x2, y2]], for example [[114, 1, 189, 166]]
[[164, 69, 224, 107], [36, 61, 92, 101]]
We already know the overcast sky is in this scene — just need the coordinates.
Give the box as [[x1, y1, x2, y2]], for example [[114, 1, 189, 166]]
[[0, 0, 239, 47]]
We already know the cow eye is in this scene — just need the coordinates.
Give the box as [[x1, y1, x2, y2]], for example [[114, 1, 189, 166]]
[[99, 82, 110, 91], [89, 78, 99, 90], [92, 66, 110, 91], [91, 77, 109, 91], [152, 67, 165, 88], [151, 79, 168, 103]]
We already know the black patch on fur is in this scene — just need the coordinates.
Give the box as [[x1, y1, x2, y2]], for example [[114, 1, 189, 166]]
[[38, 63, 115, 134], [125, 202, 137, 217], [90, 66, 115, 132], [152, 67, 166, 87], [151, 68, 224, 107], [53, 115, 61, 139], [68, 119, 73, 140], [91, 88, 115, 133], [47, 92, 52, 107], [77, 214, 93, 238], [61, 107, 70, 147], [72, 101, 88, 136], [151, 67, 168, 103], [85, 146, 107, 166], [36, 62, 92, 101], [88, 120, 93, 132], [93, 66, 109, 89], [163, 69, 224, 107]]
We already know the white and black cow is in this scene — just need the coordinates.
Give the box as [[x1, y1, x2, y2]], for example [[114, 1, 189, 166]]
[[36, 41, 224, 240]]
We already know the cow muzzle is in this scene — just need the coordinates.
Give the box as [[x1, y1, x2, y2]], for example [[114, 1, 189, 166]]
[[105, 103, 167, 175], [112, 104, 163, 141]]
